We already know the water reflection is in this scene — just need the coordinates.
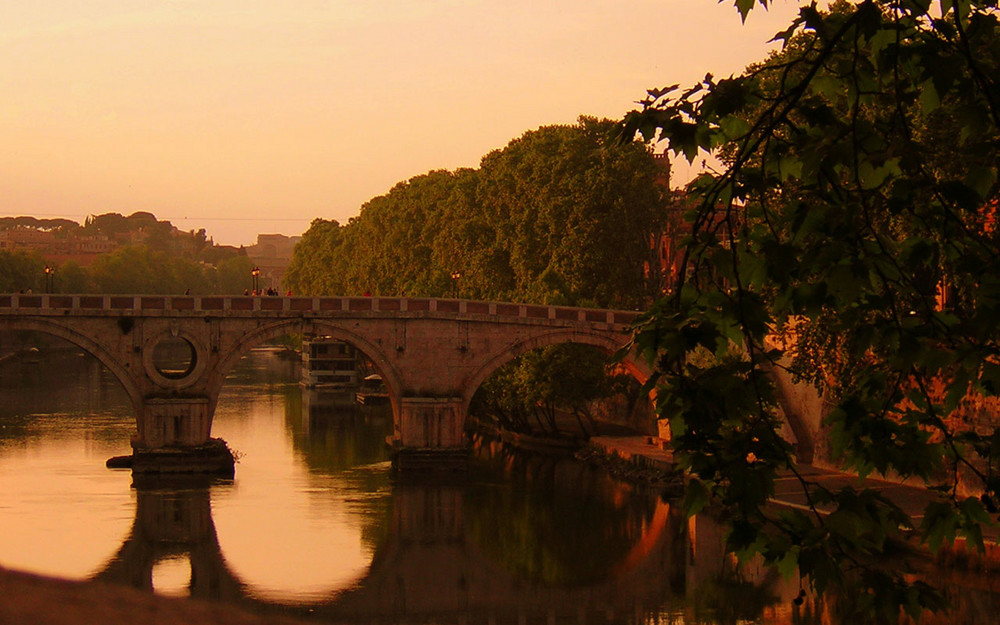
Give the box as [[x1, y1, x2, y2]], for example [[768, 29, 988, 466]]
[[0, 347, 132, 446], [92, 477, 244, 600], [0, 343, 824, 624], [466, 441, 673, 586], [0, 345, 134, 579], [327, 454, 690, 625], [5, 345, 1000, 623], [287, 389, 395, 473], [211, 352, 393, 604], [88, 467, 708, 625]]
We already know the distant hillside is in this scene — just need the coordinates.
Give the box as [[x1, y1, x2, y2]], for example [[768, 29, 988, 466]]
[[0, 211, 243, 266], [0, 212, 262, 295]]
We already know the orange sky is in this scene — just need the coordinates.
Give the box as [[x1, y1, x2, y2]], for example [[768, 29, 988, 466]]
[[0, 1, 800, 246]]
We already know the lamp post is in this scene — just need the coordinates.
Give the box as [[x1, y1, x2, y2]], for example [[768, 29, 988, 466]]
[[251, 266, 260, 294], [450, 271, 462, 299], [44, 266, 54, 294]]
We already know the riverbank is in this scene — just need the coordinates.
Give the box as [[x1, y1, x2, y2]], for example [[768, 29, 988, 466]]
[[576, 434, 680, 490], [580, 431, 1000, 572], [0, 567, 308, 625], [470, 415, 682, 487]]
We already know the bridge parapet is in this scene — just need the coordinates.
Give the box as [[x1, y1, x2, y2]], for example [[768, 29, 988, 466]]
[[0, 294, 639, 328]]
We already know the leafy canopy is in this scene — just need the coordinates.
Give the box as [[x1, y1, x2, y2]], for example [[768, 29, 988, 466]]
[[286, 117, 667, 310], [623, 0, 1000, 620]]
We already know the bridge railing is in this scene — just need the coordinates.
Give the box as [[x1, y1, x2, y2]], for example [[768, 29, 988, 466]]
[[0, 294, 641, 327]]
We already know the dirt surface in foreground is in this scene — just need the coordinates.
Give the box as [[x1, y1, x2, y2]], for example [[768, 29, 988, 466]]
[[0, 567, 308, 625]]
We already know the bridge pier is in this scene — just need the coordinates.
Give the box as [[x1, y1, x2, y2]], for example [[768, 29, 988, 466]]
[[138, 397, 213, 447], [121, 397, 234, 476], [389, 397, 470, 471]]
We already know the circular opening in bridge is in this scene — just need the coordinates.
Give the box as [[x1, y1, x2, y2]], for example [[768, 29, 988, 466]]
[[152, 336, 197, 379]]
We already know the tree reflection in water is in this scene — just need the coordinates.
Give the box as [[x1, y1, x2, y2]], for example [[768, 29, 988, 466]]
[[5, 346, 1000, 623], [89, 441, 797, 624]]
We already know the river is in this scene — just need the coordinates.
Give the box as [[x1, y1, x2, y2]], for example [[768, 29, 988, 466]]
[[0, 342, 997, 624]]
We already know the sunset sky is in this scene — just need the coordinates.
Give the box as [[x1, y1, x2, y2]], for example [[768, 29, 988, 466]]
[[1, 1, 799, 246]]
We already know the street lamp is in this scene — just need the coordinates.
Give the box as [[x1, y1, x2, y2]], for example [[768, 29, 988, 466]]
[[44, 266, 54, 294], [450, 271, 462, 298], [251, 266, 260, 294]]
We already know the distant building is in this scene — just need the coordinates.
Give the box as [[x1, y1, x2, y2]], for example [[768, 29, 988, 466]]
[[0, 228, 53, 251], [641, 153, 693, 297], [651, 152, 671, 188], [245, 233, 301, 290], [0, 212, 233, 269], [645, 192, 694, 297], [0, 228, 116, 266]]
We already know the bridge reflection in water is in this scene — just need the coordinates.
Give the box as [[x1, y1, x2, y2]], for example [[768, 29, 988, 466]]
[[87, 450, 800, 624], [7, 347, 1000, 623], [0, 342, 787, 623], [92, 480, 243, 600]]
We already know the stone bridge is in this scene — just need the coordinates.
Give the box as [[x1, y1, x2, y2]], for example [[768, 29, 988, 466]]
[[0, 294, 646, 471]]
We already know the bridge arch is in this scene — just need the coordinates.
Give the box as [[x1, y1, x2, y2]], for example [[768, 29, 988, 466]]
[[0, 318, 142, 413], [460, 329, 653, 433], [462, 329, 650, 405], [208, 318, 404, 421]]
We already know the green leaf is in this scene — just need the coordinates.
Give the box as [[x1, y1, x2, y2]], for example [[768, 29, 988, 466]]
[[920, 500, 958, 553], [918, 79, 940, 115], [719, 115, 751, 141], [857, 158, 901, 190], [810, 74, 843, 101], [965, 166, 997, 201], [683, 478, 711, 517], [734, 0, 757, 23]]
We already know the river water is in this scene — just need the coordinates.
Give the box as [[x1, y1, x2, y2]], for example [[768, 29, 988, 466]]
[[0, 343, 998, 624]]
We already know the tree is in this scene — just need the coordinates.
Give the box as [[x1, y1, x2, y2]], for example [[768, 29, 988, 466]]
[[621, 0, 1000, 620], [197, 243, 245, 266], [517, 344, 632, 436], [349, 169, 470, 297], [287, 117, 666, 309], [0, 250, 44, 293], [213, 254, 256, 294], [284, 218, 349, 295], [88, 246, 214, 294], [471, 344, 633, 438], [474, 117, 665, 307], [89, 246, 165, 294], [56, 261, 92, 294]]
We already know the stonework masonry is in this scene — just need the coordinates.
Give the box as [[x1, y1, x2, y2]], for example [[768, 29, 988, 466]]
[[0, 294, 644, 472]]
